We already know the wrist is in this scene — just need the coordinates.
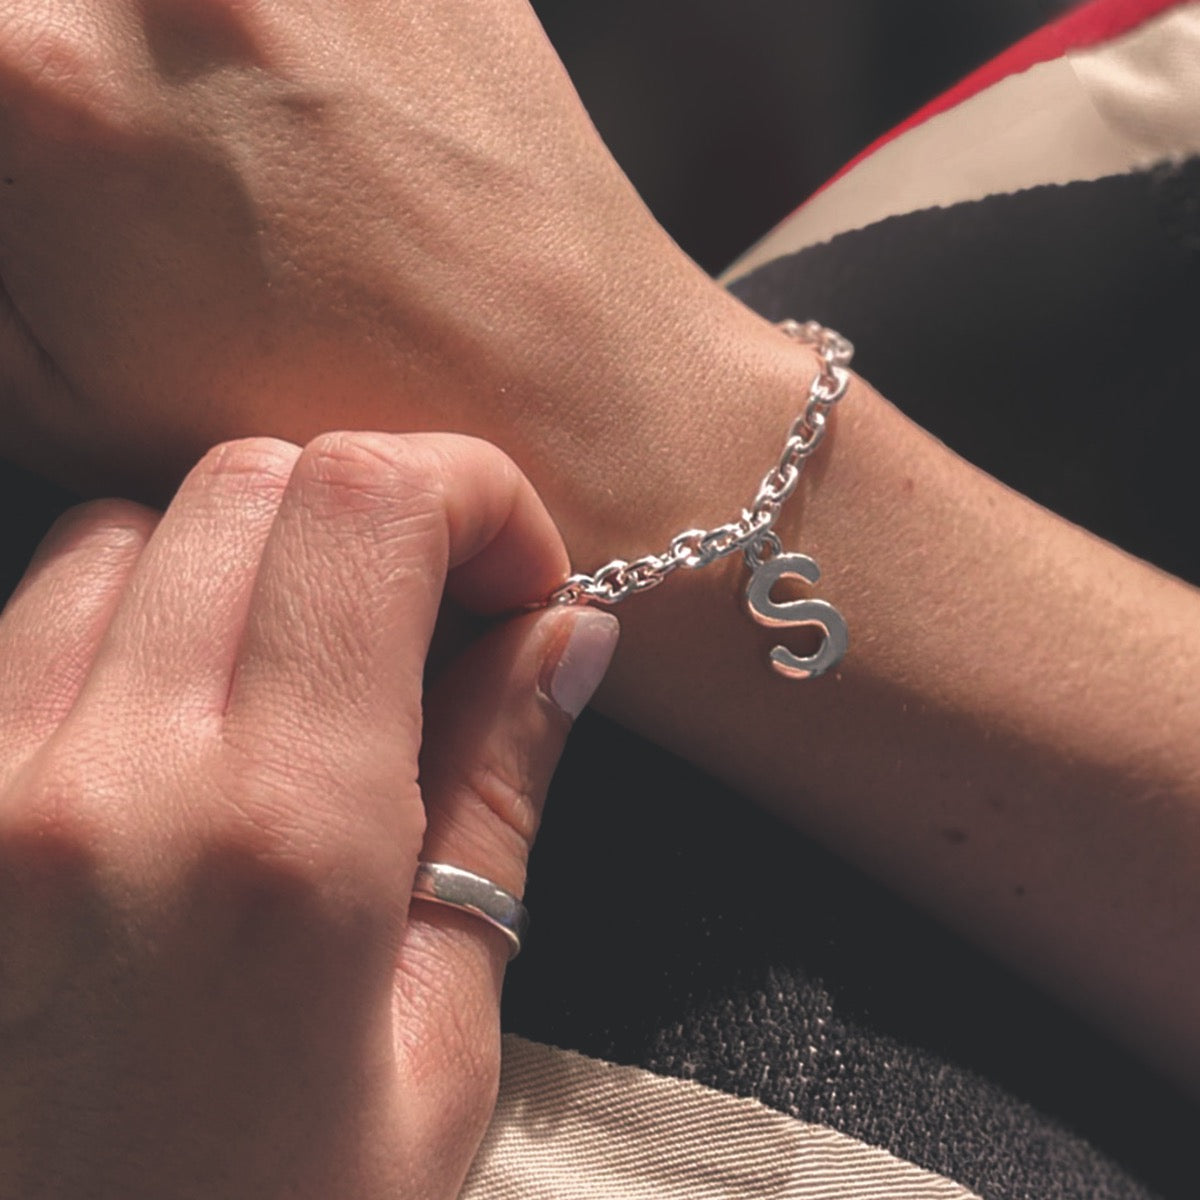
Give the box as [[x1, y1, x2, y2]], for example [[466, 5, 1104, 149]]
[[509, 271, 890, 588]]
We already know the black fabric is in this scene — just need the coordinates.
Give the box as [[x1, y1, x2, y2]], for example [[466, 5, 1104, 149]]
[[508, 713, 1193, 1200], [504, 161, 1200, 1200]]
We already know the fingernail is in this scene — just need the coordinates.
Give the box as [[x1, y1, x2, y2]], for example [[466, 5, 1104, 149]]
[[546, 609, 620, 719]]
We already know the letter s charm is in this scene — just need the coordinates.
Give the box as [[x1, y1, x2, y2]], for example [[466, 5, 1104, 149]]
[[745, 553, 848, 680]]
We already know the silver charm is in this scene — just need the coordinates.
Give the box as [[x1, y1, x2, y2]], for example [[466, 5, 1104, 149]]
[[745, 552, 848, 679], [547, 320, 853, 679]]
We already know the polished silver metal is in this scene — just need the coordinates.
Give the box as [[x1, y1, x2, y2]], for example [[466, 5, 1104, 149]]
[[547, 319, 851, 678], [410, 862, 529, 959], [745, 552, 849, 679]]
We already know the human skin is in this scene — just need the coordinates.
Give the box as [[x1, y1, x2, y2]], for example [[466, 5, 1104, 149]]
[[0, 429, 619, 1198], [1, 0, 1199, 1088]]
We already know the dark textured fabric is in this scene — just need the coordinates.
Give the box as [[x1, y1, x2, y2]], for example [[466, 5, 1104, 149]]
[[507, 712, 1192, 1200]]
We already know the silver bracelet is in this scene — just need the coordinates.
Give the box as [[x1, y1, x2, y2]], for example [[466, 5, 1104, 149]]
[[549, 319, 851, 680]]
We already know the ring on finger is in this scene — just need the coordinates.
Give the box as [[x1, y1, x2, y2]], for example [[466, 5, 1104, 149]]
[[410, 862, 529, 959]]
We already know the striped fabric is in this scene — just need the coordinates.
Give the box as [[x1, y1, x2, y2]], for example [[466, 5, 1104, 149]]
[[724, 0, 1200, 283]]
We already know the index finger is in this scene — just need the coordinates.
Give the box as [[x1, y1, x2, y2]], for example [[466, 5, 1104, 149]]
[[223, 431, 569, 792]]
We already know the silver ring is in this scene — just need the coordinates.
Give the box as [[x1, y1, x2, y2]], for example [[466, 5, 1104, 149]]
[[410, 862, 529, 959]]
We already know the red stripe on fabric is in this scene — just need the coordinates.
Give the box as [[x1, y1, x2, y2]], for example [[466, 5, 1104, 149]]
[[807, 0, 1186, 200]]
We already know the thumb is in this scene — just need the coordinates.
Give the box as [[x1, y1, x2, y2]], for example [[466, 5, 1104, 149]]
[[404, 603, 618, 978], [393, 605, 618, 1175]]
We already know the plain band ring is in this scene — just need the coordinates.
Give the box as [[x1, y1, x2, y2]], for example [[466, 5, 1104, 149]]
[[410, 862, 529, 959]]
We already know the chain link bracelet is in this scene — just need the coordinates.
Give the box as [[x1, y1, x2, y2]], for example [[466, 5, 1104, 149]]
[[548, 319, 852, 680]]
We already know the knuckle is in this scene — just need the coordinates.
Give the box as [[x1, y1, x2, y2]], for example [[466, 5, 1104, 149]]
[[193, 436, 300, 494], [0, 780, 109, 1026], [295, 432, 447, 523], [204, 761, 417, 920], [0, 16, 130, 138], [0, 16, 86, 86], [0, 761, 112, 870], [183, 817, 387, 941], [424, 765, 538, 901], [36, 498, 157, 562], [461, 762, 541, 851], [191, 820, 331, 910]]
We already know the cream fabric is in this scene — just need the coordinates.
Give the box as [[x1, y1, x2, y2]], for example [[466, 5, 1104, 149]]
[[462, 1036, 981, 1199], [721, 1, 1200, 284]]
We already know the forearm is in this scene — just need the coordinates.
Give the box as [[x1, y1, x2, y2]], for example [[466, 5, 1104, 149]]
[[513, 269, 1200, 1088]]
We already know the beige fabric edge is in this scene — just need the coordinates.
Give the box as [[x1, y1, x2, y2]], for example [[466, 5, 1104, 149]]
[[461, 1035, 982, 1199], [721, 1, 1200, 285]]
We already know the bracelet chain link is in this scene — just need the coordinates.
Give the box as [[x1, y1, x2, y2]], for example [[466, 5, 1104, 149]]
[[548, 319, 854, 606]]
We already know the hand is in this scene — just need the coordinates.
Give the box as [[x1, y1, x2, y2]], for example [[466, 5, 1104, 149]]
[[0, 431, 618, 1198], [0, 0, 706, 502]]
